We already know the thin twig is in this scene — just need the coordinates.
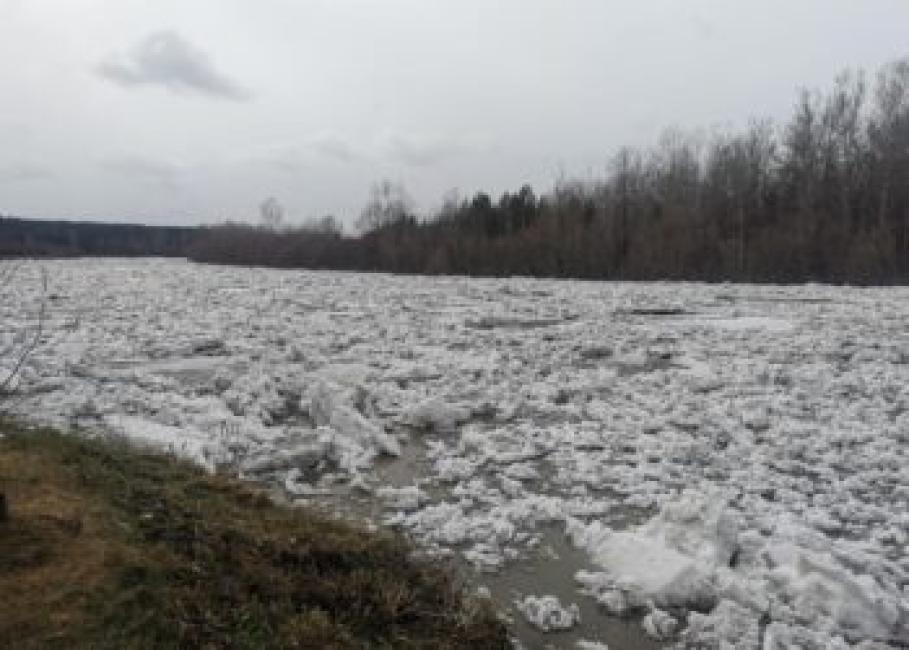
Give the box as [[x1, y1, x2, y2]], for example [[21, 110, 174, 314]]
[[0, 260, 23, 295], [0, 264, 48, 398]]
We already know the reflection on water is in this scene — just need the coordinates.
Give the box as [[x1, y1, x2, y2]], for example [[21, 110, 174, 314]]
[[470, 525, 663, 649]]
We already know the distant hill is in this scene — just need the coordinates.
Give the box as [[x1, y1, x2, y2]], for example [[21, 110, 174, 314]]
[[0, 216, 198, 258]]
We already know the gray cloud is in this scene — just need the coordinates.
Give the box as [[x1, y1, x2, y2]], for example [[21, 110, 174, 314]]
[[0, 163, 53, 183], [689, 11, 716, 40], [97, 31, 251, 101], [309, 134, 360, 164], [271, 132, 475, 169], [250, 137, 360, 176], [100, 155, 183, 188], [381, 132, 481, 167], [266, 149, 305, 173]]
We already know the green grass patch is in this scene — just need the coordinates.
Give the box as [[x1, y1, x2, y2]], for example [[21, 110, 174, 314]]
[[0, 422, 507, 649]]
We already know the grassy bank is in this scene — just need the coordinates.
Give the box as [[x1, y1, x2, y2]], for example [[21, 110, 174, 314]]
[[0, 422, 507, 649]]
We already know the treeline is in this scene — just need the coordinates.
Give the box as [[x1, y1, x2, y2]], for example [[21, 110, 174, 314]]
[[0, 217, 197, 258], [191, 57, 909, 284]]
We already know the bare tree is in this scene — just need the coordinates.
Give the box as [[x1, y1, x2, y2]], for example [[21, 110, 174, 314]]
[[356, 180, 413, 233], [0, 263, 47, 400], [302, 215, 342, 236], [259, 196, 284, 230], [186, 56, 909, 283], [869, 58, 909, 229]]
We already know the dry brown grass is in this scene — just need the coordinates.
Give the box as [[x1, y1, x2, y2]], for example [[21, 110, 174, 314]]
[[0, 446, 120, 646], [0, 423, 507, 649]]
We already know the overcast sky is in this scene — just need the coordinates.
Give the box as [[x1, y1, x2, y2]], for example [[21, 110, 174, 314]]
[[1, 1, 907, 227]]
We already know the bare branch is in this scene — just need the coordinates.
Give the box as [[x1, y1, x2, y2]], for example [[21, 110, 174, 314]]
[[0, 260, 23, 293], [0, 265, 48, 399]]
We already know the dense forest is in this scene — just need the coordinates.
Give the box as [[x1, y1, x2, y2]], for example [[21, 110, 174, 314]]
[[191, 57, 909, 284], [4, 58, 908, 284], [0, 217, 196, 258]]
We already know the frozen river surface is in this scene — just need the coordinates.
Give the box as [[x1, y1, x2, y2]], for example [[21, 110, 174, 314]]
[[2, 259, 908, 648]]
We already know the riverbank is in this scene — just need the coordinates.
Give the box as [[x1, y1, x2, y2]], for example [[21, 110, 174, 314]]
[[0, 421, 506, 648]]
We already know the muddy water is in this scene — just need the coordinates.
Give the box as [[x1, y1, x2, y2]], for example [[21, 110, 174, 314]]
[[99, 355, 663, 648], [473, 526, 662, 650], [297, 439, 664, 650]]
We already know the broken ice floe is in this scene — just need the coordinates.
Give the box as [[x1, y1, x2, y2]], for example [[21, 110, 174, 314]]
[[515, 594, 581, 632], [4, 259, 909, 648], [569, 490, 908, 645]]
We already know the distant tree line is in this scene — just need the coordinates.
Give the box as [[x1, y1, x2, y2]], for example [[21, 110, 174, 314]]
[[3, 58, 907, 283], [0, 217, 196, 258], [190, 57, 909, 284]]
